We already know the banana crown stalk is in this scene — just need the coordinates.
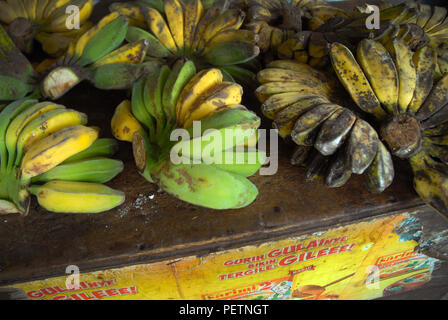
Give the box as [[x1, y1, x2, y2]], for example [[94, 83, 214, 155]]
[[0, 0, 95, 55], [110, 0, 260, 84], [0, 99, 124, 215], [111, 60, 265, 210]]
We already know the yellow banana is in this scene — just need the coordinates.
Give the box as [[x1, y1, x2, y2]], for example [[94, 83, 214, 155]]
[[387, 38, 417, 113], [164, 0, 184, 50], [183, 0, 203, 51], [203, 9, 244, 44], [255, 80, 332, 104], [182, 82, 243, 128], [29, 180, 125, 214], [329, 42, 387, 120], [111, 100, 143, 142], [266, 60, 327, 79], [21, 125, 98, 179], [91, 39, 148, 68], [109, 2, 146, 28], [192, 5, 222, 51], [408, 46, 437, 114], [261, 91, 327, 119], [257, 68, 327, 87], [356, 39, 399, 115], [176, 68, 223, 123], [46, 0, 93, 32], [5, 101, 65, 168], [15, 108, 88, 166], [416, 72, 448, 120], [145, 7, 177, 53], [204, 29, 257, 53]]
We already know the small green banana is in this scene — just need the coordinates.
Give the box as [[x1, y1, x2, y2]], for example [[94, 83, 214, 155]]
[[62, 138, 119, 163], [31, 157, 124, 184]]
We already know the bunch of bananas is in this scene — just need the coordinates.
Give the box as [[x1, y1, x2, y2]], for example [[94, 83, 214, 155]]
[[331, 2, 448, 80], [255, 59, 393, 192], [38, 12, 157, 100], [0, 98, 124, 215], [374, 2, 448, 48], [0, 0, 94, 56], [111, 59, 265, 209], [0, 11, 156, 102], [239, 0, 349, 67], [110, 0, 260, 85], [327, 38, 448, 219]]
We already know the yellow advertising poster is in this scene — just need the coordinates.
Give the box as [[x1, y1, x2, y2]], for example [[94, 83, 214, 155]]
[[4, 213, 439, 300]]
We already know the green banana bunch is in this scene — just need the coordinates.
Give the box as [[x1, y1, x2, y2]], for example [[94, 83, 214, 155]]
[[0, 0, 94, 55], [110, 0, 260, 86], [0, 99, 124, 215], [0, 24, 37, 101], [111, 60, 265, 210], [38, 11, 158, 100]]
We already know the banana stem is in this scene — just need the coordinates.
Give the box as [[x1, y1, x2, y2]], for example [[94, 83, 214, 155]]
[[1, 166, 27, 214]]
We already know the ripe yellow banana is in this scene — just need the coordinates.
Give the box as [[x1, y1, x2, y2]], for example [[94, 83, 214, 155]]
[[255, 80, 331, 104], [21, 125, 98, 180], [111, 100, 143, 142], [416, 72, 448, 121], [202, 9, 245, 44], [386, 38, 417, 113], [145, 7, 178, 53], [356, 39, 399, 115], [408, 46, 437, 114], [257, 68, 327, 86], [176, 68, 223, 124], [5, 101, 65, 169], [330, 42, 387, 121], [182, 82, 243, 128], [183, 0, 204, 52], [261, 91, 328, 120], [164, 0, 185, 50], [29, 180, 125, 214], [14, 108, 88, 167], [204, 29, 257, 53], [91, 39, 148, 68], [266, 60, 328, 80], [109, 2, 146, 28]]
